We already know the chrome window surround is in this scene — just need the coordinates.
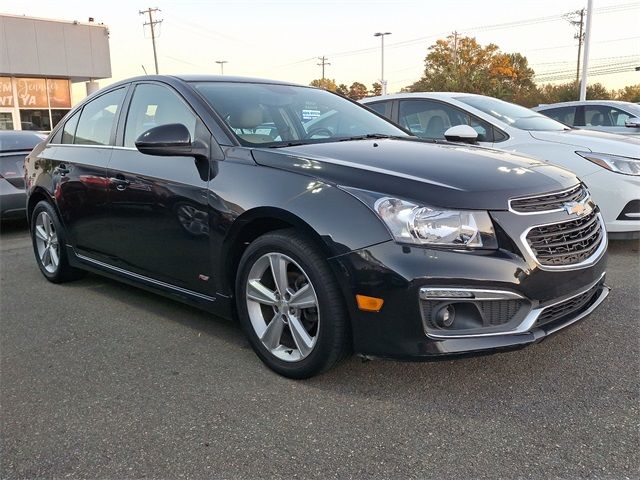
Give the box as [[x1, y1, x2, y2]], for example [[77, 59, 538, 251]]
[[508, 184, 588, 216], [519, 210, 607, 271], [420, 272, 607, 339]]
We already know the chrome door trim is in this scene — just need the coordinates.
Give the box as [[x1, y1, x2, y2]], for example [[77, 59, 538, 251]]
[[75, 252, 217, 302]]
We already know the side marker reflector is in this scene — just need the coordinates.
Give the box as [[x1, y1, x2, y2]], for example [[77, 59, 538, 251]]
[[356, 294, 384, 312]]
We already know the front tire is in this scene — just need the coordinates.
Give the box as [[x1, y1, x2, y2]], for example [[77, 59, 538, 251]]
[[235, 229, 350, 378], [30, 201, 84, 283]]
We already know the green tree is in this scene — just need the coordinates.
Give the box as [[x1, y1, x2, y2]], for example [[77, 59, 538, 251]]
[[615, 84, 640, 102], [536, 82, 613, 105], [406, 35, 537, 102], [310, 78, 338, 92], [348, 82, 369, 100], [336, 83, 349, 97], [370, 82, 382, 96]]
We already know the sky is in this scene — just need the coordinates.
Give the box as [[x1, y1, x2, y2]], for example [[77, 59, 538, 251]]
[[2, 0, 639, 103]]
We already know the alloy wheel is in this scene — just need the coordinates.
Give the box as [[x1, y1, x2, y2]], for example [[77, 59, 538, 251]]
[[245, 252, 320, 362], [34, 211, 60, 274]]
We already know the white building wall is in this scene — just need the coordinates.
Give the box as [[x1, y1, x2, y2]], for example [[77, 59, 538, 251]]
[[0, 14, 111, 81]]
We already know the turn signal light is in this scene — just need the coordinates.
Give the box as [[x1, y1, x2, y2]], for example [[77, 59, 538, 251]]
[[356, 294, 384, 312]]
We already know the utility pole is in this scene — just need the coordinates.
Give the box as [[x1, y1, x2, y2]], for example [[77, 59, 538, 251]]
[[374, 32, 392, 95], [215, 60, 228, 75], [317, 56, 330, 79], [139, 7, 162, 74], [580, 0, 593, 101], [566, 9, 585, 87], [452, 31, 459, 66]]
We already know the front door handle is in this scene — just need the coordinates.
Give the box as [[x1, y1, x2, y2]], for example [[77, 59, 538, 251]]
[[109, 175, 130, 191]]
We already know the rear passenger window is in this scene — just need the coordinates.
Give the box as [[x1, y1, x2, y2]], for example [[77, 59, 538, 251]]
[[124, 83, 197, 147], [74, 88, 125, 146], [61, 110, 80, 144], [366, 101, 392, 118]]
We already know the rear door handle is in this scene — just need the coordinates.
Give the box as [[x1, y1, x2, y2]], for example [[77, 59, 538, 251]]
[[109, 175, 130, 191], [54, 165, 70, 176]]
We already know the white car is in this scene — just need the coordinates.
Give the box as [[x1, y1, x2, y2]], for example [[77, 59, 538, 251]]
[[361, 93, 640, 239], [533, 100, 640, 136]]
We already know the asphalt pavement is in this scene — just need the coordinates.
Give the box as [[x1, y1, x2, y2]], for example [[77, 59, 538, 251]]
[[1, 219, 638, 479]]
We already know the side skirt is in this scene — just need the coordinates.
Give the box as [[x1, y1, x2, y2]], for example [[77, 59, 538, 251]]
[[66, 245, 233, 318]]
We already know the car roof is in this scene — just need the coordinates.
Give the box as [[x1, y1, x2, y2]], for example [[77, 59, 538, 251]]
[[104, 74, 305, 89], [362, 92, 482, 103], [535, 100, 639, 109]]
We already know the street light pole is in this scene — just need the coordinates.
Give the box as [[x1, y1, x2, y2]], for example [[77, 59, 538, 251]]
[[579, 0, 593, 101], [374, 32, 391, 95], [215, 60, 228, 75]]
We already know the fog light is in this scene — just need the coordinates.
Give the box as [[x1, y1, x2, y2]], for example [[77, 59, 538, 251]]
[[434, 304, 455, 328]]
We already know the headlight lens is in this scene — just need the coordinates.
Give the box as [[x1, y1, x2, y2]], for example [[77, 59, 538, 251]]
[[341, 187, 496, 247], [577, 151, 640, 176]]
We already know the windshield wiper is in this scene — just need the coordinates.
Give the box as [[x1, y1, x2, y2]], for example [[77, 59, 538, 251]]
[[267, 140, 318, 148], [336, 133, 406, 141]]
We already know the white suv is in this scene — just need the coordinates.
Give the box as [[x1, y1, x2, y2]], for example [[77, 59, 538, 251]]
[[362, 93, 640, 239]]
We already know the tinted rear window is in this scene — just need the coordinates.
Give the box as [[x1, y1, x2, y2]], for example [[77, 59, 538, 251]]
[[0, 132, 44, 152]]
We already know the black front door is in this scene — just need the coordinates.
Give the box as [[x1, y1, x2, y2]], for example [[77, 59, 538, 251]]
[[107, 82, 213, 295]]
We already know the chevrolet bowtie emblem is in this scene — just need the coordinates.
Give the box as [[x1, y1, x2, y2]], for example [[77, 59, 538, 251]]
[[563, 201, 585, 216]]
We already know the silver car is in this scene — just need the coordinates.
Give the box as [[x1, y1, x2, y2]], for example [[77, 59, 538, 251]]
[[533, 100, 640, 136], [0, 131, 44, 220]]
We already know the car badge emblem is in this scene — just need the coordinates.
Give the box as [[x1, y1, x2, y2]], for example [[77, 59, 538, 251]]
[[563, 201, 585, 216]]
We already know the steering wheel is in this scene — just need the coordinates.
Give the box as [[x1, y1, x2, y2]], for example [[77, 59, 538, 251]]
[[305, 127, 334, 139]]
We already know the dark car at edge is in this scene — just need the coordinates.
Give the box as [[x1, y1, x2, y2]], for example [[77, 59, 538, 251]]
[[1, 130, 45, 220], [24, 75, 609, 378]]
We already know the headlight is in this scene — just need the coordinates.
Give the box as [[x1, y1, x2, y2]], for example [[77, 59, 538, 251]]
[[342, 188, 496, 248], [577, 151, 640, 176]]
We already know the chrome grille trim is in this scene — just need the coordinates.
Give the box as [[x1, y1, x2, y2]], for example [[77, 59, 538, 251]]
[[520, 211, 607, 271], [509, 184, 588, 215]]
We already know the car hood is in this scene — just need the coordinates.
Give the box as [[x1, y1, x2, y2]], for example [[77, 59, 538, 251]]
[[251, 139, 579, 210], [529, 129, 640, 156]]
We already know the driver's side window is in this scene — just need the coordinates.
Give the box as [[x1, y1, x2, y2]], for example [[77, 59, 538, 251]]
[[398, 99, 493, 142], [124, 83, 197, 147]]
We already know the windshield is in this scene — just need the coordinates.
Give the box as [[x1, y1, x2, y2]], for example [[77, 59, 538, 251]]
[[192, 82, 407, 147], [457, 95, 569, 132]]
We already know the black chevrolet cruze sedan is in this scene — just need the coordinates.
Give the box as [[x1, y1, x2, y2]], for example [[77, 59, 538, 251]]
[[24, 75, 609, 378]]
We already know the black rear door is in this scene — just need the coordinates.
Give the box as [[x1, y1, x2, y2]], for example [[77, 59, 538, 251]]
[[37, 87, 127, 261]]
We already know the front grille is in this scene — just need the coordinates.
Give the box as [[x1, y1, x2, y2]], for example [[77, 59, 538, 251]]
[[510, 184, 587, 213], [526, 210, 604, 266], [536, 282, 602, 327], [421, 299, 526, 329]]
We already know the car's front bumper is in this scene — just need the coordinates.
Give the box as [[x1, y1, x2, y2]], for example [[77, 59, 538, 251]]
[[329, 237, 608, 359], [581, 168, 640, 237]]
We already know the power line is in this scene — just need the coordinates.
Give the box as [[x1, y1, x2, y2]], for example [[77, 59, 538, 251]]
[[535, 59, 639, 75], [529, 35, 640, 52], [532, 54, 640, 67], [139, 7, 163, 74], [279, 2, 639, 67]]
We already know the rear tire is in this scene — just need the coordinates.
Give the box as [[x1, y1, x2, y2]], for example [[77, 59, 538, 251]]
[[30, 201, 84, 283], [235, 229, 350, 378]]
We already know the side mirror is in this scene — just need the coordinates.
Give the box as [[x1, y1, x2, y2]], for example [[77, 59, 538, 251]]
[[624, 117, 640, 128], [444, 125, 479, 144], [135, 123, 206, 159]]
